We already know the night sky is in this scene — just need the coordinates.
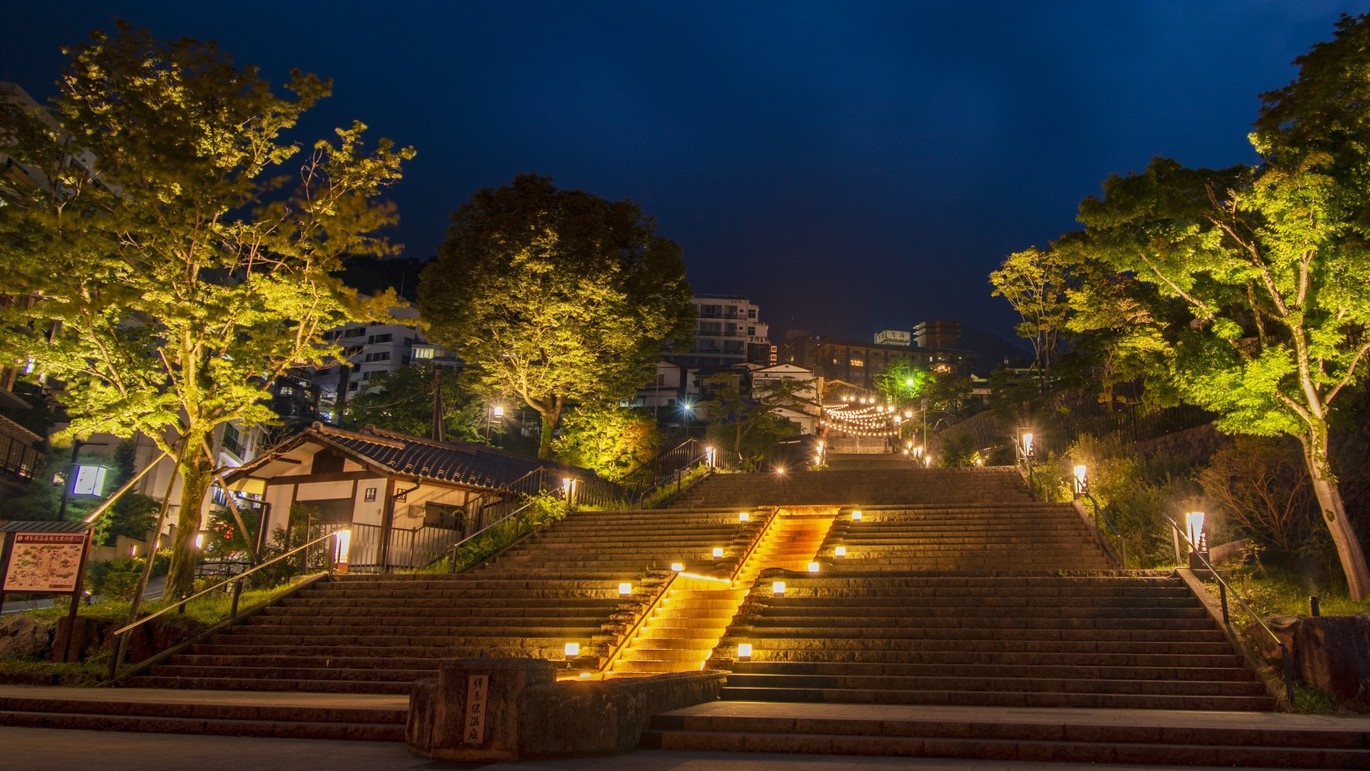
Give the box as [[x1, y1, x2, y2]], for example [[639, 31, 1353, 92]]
[[6, 2, 1369, 345]]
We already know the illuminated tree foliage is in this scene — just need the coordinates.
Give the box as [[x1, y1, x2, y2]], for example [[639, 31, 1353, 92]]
[[0, 25, 413, 597], [345, 365, 485, 443], [1018, 14, 1370, 598], [873, 360, 930, 404], [550, 405, 659, 482], [419, 175, 694, 458]]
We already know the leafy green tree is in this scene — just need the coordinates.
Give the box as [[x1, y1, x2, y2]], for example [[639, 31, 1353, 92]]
[[550, 405, 659, 481], [345, 365, 485, 442], [873, 360, 930, 405], [1048, 15, 1370, 598], [700, 371, 809, 469], [419, 175, 694, 458], [990, 246, 1075, 387], [0, 25, 413, 597], [925, 373, 974, 415]]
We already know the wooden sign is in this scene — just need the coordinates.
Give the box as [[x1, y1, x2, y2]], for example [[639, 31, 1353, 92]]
[[463, 673, 489, 744], [3, 532, 87, 592]]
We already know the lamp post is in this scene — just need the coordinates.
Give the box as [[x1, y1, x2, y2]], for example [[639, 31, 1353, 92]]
[[485, 404, 504, 444], [1185, 510, 1208, 567]]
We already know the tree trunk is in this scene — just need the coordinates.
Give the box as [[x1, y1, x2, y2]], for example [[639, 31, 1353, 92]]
[[1304, 430, 1370, 601], [537, 401, 562, 460], [165, 452, 214, 600]]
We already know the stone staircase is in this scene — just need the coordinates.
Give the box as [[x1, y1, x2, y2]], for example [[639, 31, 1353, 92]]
[[670, 467, 1030, 508], [126, 508, 764, 695], [702, 497, 1271, 712], [606, 512, 834, 675], [715, 572, 1272, 710], [642, 701, 1370, 767]]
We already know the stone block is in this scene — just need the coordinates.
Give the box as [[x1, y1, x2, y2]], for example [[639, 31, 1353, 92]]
[[0, 615, 51, 659], [519, 670, 725, 757], [1248, 614, 1370, 701], [52, 616, 111, 662], [407, 658, 557, 762]]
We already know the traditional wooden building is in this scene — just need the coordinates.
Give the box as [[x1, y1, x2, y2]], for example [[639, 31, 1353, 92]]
[[224, 423, 608, 570]]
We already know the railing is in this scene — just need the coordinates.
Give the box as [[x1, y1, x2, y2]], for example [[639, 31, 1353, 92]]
[[1015, 443, 1041, 500], [444, 499, 538, 572], [1165, 518, 1295, 704], [311, 521, 466, 571], [620, 438, 714, 505], [108, 530, 347, 679], [498, 466, 624, 509], [598, 570, 679, 675], [1076, 489, 1128, 569]]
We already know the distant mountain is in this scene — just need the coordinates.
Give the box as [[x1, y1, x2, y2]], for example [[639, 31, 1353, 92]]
[[956, 325, 1032, 376]]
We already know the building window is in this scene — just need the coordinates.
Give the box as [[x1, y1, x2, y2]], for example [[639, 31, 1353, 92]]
[[342, 327, 366, 338], [364, 352, 391, 363], [850, 358, 865, 367], [699, 322, 721, 336], [223, 423, 244, 458], [367, 333, 393, 344]]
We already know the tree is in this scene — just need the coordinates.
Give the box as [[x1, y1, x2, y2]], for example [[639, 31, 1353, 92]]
[[1198, 436, 1317, 554], [699, 371, 810, 468], [345, 365, 485, 442], [0, 25, 413, 597], [1052, 14, 1370, 599], [990, 246, 1074, 387], [873, 360, 929, 404], [418, 175, 694, 458], [550, 405, 659, 481]]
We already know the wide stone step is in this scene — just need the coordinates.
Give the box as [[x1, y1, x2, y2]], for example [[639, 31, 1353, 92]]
[[733, 650, 1246, 668], [126, 675, 416, 694], [641, 705, 1365, 767], [719, 686, 1275, 711], [722, 672, 1267, 697], [735, 637, 1235, 655], [732, 661, 1255, 682], [740, 626, 1226, 643], [745, 615, 1215, 630], [143, 663, 435, 683]]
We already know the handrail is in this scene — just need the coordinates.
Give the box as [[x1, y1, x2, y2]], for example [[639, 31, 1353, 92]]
[[444, 499, 537, 572], [1166, 517, 1295, 704], [598, 570, 679, 675], [634, 451, 710, 506], [1078, 491, 1128, 569], [729, 509, 779, 583], [111, 529, 344, 638]]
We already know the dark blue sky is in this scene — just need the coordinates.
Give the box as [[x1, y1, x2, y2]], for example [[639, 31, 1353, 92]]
[[6, 2, 1368, 343]]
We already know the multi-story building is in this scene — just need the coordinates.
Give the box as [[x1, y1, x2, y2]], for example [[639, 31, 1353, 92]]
[[783, 323, 974, 393], [313, 306, 427, 420], [671, 295, 774, 369]]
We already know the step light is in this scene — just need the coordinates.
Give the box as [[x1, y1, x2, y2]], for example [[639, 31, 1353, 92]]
[[834, 545, 846, 557], [772, 581, 785, 595], [671, 562, 684, 572], [564, 642, 580, 658], [737, 643, 753, 660], [851, 510, 862, 521], [807, 562, 820, 573], [738, 512, 750, 522], [618, 582, 632, 595], [712, 547, 724, 558]]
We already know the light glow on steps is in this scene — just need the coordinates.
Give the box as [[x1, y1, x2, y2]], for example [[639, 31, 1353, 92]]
[[606, 509, 841, 676]]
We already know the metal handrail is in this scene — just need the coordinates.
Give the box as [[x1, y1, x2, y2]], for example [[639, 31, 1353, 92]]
[[1166, 517, 1295, 704], [1078, 490, 1128, 569], [444, 499, 537, 572], [598, 570, 679, 675], [728, 509, 778, 583], [111, 530, 344, 638], [634, 451, 710, 506]]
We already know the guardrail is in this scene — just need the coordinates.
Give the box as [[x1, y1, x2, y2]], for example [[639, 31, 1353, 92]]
[[1076, 489, 1128, 569], [1165, 517, 1295, 704], [107, 529, 348, 679]]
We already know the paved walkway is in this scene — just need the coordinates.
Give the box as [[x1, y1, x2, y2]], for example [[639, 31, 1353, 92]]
[[3, 686, 1368, 769]]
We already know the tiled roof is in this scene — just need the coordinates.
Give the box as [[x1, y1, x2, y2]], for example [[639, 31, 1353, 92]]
[[0, 520, 90, 533], [239, 423, 593, 493]]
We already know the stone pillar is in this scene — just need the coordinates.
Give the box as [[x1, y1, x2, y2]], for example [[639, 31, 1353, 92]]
[[407, 658, 557, 762]]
